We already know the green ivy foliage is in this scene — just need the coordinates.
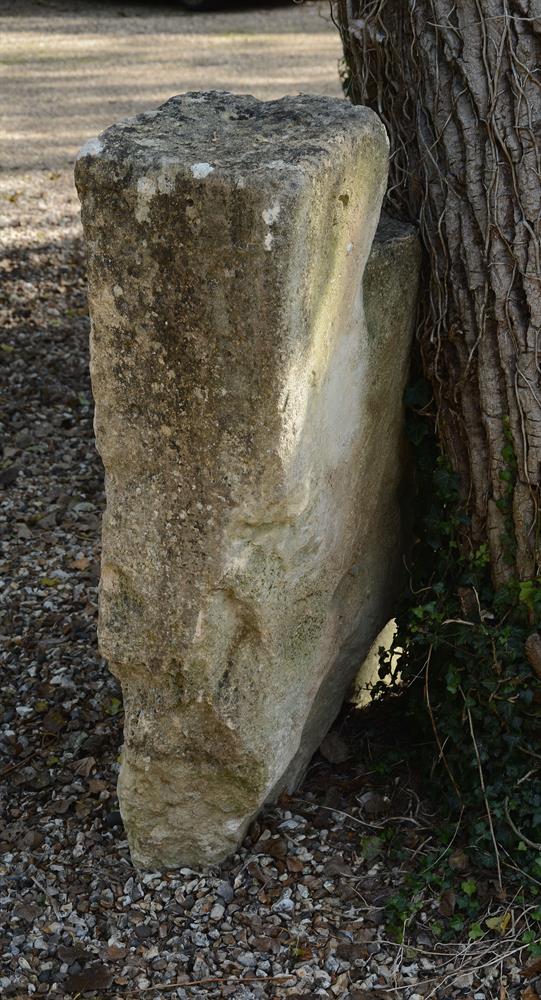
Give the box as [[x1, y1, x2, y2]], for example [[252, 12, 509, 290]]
[[374, 377, 541, 883]]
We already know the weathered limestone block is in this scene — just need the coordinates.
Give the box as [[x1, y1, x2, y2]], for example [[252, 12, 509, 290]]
[[75, 91, 419, 869]]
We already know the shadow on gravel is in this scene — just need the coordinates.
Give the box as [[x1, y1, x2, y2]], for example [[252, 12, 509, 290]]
[[0, 233, 120, 820]]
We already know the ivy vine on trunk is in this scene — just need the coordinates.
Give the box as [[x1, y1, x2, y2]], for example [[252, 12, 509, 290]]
[[333, 1, 541, 876], [336, 0, 540, 584]]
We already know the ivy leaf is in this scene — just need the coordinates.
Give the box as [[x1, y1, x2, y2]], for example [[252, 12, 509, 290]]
[[486, 912, 511, 934], [360, 835, 383, 863], [104, 697, 122, 716], [469, 921, 484, 940]]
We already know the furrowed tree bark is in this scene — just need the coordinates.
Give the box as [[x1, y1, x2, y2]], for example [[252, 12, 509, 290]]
[[335, 0, 541, 585]]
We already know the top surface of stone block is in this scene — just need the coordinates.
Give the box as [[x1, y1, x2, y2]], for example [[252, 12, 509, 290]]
[[76, 90, 385, 187]]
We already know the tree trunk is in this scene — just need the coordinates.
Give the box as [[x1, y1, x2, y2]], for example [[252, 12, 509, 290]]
[[335, 0, 540, 585]]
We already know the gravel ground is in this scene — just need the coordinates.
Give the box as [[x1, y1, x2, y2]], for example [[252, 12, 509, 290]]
[[0, 2, 538, 998]]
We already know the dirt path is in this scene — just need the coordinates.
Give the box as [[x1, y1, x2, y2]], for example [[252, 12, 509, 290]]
[[0, 0, 342, 171], [0, 0, 342, 248]]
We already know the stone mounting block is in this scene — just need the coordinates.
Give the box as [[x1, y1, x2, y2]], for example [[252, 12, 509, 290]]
[[75, 91, 418, 869]]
